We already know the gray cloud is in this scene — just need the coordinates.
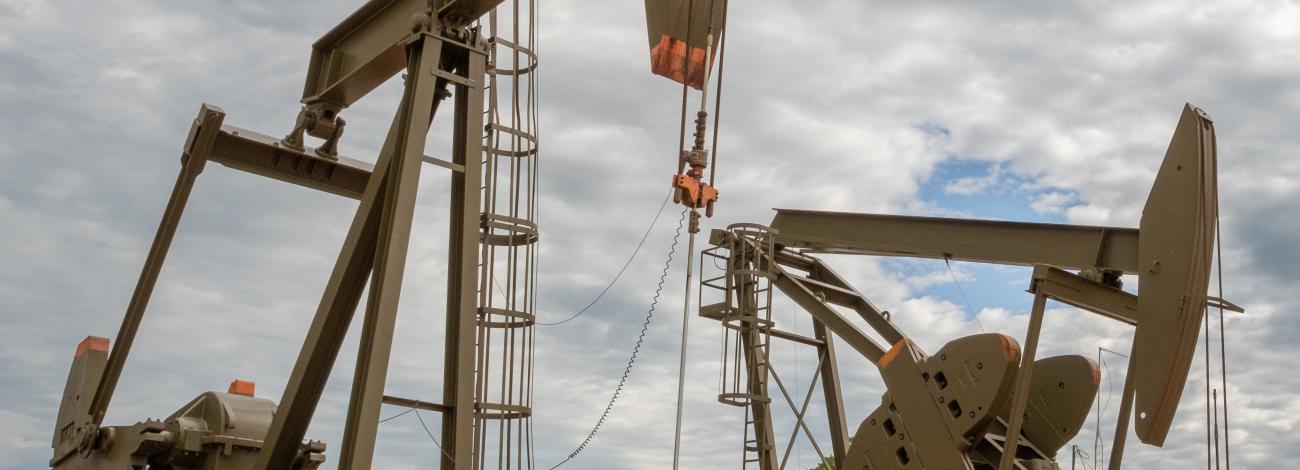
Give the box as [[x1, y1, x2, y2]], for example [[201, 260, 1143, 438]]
[[3, 0, 1299, 469]]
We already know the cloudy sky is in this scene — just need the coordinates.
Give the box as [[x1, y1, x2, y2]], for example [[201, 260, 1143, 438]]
[[3, 0, 1299, 469]]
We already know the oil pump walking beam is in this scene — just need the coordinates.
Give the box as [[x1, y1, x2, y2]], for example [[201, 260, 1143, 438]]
[[770, 210, 1141, 274]]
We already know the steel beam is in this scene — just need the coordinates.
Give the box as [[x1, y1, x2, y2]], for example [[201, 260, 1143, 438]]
[[997, 292, 1048, 470], [382, 395, 451, 414], [806, 259, 906, 346], [255, 78, 402, 470], [1107, 344, 1139, 470], [770, 210, 1141, 274], [813, 320, 848, 467], [440, 35, 487, 469], [1030, 265, 1141, 326], [336, 35, 442, 469], [302, 0, 434, 108], [87, 105, 224, 429], [771, 266, 887, 363], [207, 123, 373, 199], [302, 0, 504, 109], [998, 265, 1139, 469]]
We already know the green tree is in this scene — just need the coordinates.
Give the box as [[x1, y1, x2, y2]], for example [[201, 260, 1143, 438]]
[[810, 457, 837, 470]]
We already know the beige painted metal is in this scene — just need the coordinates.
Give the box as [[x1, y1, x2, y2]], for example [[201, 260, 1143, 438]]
[[998, 291, 1048, 470], [208, 123, 373, 198], [704, 103, 1221, 470], [643, 0, 726, 52], [49, 2, 509, 468], [772, 103, 1218, 451], [844, 334, 1024, 469], [301, 0, 504, 110], [771, 210, 1141, 274], [53, 337, 325, 469], [1132, 104, 1218, 446]]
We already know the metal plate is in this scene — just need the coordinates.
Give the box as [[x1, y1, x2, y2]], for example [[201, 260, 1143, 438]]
[[644, 0, 726, 89], [1133, 103, 1217, 445], [1000, 355, 1099, 456], [302, 0, 435, 107]]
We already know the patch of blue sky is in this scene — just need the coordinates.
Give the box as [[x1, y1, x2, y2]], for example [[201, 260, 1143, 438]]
[[896, 137, 1096, 320], [884, 257, 1036, 318], [920, 158, 1070, 224]]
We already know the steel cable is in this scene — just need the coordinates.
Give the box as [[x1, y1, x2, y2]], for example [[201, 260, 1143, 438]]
[[537, 190, 674, 326], [546, 208, 688, 469]]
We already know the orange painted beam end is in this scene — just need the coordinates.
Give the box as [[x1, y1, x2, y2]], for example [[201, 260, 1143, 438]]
[[75, 336, 110, 358]]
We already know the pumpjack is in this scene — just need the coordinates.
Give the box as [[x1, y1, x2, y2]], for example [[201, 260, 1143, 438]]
[[695, 104, 1239, 470], [49, 0, 542, 468], [639, 2, 1239, 468]]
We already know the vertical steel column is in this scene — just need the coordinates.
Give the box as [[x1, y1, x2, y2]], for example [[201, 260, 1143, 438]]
[[336, 35, 444, 469], [997, 291, 1048, 470], [1108, 344, 1140, 470], [443, 34, 488, 470], [813, 320, 848, 466]]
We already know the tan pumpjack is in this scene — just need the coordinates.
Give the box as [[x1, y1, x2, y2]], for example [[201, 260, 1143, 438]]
[[696, 104, 1239, 470]]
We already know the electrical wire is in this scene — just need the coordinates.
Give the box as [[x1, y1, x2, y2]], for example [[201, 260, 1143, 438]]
[[547, 208, 687, 469], [943, 257, 986, 333], [413, 408, 470, 470], [537, 191, 674, 326], [378, 408, 413, 423], [375, 405, 468, 470]]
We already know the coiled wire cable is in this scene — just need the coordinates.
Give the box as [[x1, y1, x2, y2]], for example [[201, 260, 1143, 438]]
[[547, 208, 688, 469]]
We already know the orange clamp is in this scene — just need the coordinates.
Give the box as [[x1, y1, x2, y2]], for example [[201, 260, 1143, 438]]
[[673, 174, 719, 209]]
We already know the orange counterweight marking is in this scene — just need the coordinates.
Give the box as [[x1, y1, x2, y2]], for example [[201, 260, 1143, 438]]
[[651, 35, 709, 90], [228, 379, 256, 397], [997, 333, 1021, 364], [877, 340, 907, 368]]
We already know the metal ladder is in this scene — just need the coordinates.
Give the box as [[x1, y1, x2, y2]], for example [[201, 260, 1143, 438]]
[[700, 224, 780, 470]]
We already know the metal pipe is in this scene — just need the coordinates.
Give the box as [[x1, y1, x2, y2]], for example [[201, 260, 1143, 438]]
[[1215, 215, 1232, 469], [672, 226, 699, 469]]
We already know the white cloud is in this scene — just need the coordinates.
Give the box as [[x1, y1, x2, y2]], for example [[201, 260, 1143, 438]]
[[1030, 191, 1074, 215], [944, 164, 1002, 196]]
